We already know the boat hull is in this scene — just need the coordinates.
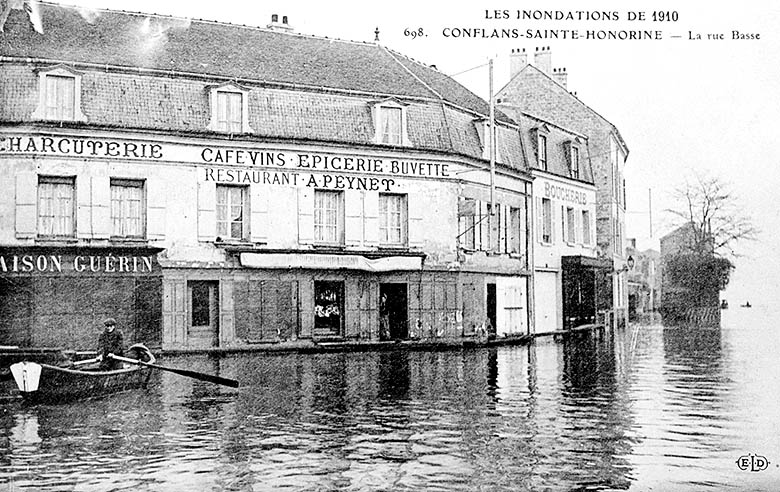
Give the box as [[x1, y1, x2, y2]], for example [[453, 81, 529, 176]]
[[10, 344, 155, 403], [13, 363, 153, 403]]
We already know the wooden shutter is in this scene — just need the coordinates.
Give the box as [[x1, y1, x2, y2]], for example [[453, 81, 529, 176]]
[[15, 172, 37, 238], [297, 188, 314, 245], [344, 190, 363, 247], [91, 176, 111, 239], [146, 177, 167, 240], [197, 181, 216, 242], [250, 185, 268, 243], [408, 191, 424, 248], [162, 278, 187, 348]]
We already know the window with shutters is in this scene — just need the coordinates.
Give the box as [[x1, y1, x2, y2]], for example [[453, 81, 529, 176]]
[[566, 207, 576, 243], [314, 190, 344, 245], [207, 83, 253, 133], [541, 198, 552, 244], [37, 176, 75, 237], [582, 210, 592, 245], [216, 185, 249, 241], [379, 193, 407, 245], [32, 66, 86, 122], [111, 179, 145, 238]]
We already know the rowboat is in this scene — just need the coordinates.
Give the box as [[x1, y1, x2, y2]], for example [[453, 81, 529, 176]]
[[0, 346, 73, 381], [10, 344, 156, 403]]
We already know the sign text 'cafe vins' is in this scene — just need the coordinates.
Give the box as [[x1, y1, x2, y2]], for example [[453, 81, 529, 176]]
[[0, 135, 451, 178]]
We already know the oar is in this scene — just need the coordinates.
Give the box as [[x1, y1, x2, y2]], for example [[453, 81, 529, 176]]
[[108, 354, 239, 388], [73, 356, 102, 367]]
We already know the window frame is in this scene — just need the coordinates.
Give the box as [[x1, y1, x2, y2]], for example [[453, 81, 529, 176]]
[[314, 190, 345, 246], [541, 198, 552, 244], [110, 178, 146, 240], [32, 66, 87, 122], [566, 206, 576, 244], [379, 193, 408, 246], [216, 184, 250, 242], [537, 133, 548, 171], [582, 209, 592, 245], [207, 83, 253, 134], [372, 99, 409, 146], [37, 175, 76, 238]]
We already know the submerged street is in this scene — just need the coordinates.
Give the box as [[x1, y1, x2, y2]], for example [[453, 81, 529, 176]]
[[0, 306, 778, 491]]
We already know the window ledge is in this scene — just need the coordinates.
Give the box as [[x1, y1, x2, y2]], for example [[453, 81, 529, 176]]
[[213, 240, 265, 247]]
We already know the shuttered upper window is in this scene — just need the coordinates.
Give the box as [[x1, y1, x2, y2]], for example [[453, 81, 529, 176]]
[[207, 83, 253, 134], [32, 66, 87, 122]]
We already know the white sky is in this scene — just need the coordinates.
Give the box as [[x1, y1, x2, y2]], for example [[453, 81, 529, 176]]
[[44, 0, 780, 305]]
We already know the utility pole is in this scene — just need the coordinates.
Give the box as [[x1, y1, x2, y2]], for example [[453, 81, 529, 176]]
[[489, 58, 496, 216]]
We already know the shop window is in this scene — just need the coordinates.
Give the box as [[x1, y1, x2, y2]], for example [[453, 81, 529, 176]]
[[189, 280, 219, 346], [32, 66, 87, 122], [314, 190, 344, 245], [111, 179, 145, 238], [379, 193, 407, 245], [38, 176, 75, 237], [566, 207, 576, 243], [541, 198, 552, 244], [314, 280, 344, 335], [582, 210, 592, 245], [207, 83, 253, 134], [216, 185, 249, 241]]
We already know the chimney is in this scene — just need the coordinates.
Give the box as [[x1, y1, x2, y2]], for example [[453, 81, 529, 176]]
[[266, 13, 293, 32], [552, 67, 568, 88], [534, 46, 552, 75], [509, 48, 528, 78]]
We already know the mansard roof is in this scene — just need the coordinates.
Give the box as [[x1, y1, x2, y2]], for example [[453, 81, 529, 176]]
[[0, 2, 510, 123], [497, 63, 628, 155]]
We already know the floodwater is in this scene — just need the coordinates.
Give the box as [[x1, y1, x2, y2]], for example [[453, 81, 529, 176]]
[[0, 306, 778, 491]]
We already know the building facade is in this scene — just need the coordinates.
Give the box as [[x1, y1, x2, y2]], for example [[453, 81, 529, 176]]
[[499, 107, 608, 332], [626, 238, 660, 320], [0, 4, 533, 350], [498, 47, 630, 328]]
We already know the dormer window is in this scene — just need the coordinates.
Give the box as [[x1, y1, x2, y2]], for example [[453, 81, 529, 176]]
[[531, 125, 550, 171], [371, 99, 409, 146], [564, 137, 584, 180], [207, 83, 253, 134], [571, 146, 580, 179], [32, 66, 87, 122]]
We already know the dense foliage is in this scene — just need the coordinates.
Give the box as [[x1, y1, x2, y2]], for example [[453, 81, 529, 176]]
[[665, 253, 734, 294]]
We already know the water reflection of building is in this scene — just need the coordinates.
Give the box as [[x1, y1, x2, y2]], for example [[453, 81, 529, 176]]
[[498, 47, 631, 329], [0, 4, 533, 350]]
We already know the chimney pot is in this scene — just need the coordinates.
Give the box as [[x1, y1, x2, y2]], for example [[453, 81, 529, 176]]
[[510, 46, 529, 78], [282, 15, 288, 24], [271, 14, 278, 22], [534, 46, 552, 75]]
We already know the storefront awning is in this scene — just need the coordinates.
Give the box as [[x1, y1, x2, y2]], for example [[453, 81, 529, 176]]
[[239, 252, 423, 272], [562, 255, 613, 270]]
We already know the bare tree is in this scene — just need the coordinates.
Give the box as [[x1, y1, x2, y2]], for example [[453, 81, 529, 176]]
[[666, 173, 758, 259]]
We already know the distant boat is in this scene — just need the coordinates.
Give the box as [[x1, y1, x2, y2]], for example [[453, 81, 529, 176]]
[[720, 300, 729, 309], [741, 301, 752, 308]]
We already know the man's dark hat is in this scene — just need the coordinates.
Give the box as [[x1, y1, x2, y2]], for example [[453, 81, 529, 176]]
[[103, 318, 116, 327]]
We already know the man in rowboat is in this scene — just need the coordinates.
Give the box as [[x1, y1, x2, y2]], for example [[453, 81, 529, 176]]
[[97, 318, 125, 370]]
